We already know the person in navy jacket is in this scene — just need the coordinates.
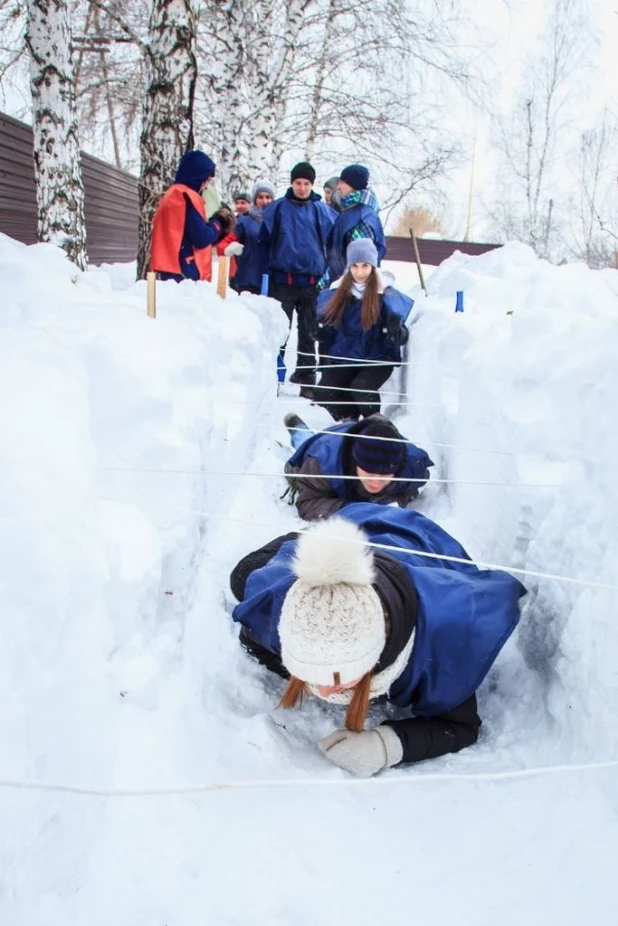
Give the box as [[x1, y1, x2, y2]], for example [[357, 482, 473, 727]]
[[320, 163, 386, 288], [230, 507, 526, 777], [231, 179, 275, 295], [283, 414, 433, 521], [316, 238, 410, 420], [260, 162, 335, 395]]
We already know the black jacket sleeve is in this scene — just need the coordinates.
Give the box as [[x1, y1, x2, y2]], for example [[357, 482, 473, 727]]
[[229, 532, 299, 601], [381, 694, 481, 765]]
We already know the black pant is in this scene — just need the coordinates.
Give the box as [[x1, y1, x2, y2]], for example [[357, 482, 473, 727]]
[[269, 281, 317, 384], [316, 362, 394, 420]]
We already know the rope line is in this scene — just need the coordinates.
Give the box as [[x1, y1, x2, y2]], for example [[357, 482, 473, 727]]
[[101, 466, 558, 489], [1, 758, 617, 798], [279, 426, 516, 456], [197, 513, 617, 591], [291, 360, 416, 370], [296, 349, 419, 367]]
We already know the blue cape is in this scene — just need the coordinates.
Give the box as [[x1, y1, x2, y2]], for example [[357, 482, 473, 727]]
[[286, 421, 432, 496], [232, 505, 526, 714]]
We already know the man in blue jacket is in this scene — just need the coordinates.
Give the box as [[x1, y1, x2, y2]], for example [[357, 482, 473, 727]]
[[260, 162, 335, 397]]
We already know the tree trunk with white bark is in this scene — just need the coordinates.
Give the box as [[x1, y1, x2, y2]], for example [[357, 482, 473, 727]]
[[137, 0, 197, 279], [26, 0, 88, 271], [198, 0, 307, 199]]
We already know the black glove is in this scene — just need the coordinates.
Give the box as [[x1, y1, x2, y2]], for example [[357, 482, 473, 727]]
[[385, 316, 408, 347], [210, 206, 235, 236]]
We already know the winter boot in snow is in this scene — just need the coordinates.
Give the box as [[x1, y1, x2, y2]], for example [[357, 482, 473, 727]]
[[284, 412, 312, 448]]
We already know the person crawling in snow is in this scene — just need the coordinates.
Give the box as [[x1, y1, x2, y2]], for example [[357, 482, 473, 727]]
[[283, 414, 433, 521], [230, 507, 526, 777], [315, 238, 411, 420], [150, 150, 234, 283]]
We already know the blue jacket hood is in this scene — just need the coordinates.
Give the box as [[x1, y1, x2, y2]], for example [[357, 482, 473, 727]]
[[175, 150, 216, 192], [287, 419, 432, 496]]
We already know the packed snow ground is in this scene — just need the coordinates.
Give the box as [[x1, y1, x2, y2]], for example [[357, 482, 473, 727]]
[[1, 234, 617, 924]]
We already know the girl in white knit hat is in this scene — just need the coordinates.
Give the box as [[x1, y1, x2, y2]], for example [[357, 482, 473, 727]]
[[230, 506, 526, 777]]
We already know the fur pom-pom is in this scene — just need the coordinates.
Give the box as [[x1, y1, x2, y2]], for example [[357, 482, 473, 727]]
[[293, 519, 375, 588]]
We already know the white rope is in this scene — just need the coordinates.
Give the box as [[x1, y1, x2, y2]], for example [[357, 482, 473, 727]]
[[1, 758, 617, 798], [196, 513, 618, 591], [101, 466, 558, 489], [308, 383, 411, 397], [292, 360, 414, 370], [297, 350, 419, 367], [280, 425, 515, 457]]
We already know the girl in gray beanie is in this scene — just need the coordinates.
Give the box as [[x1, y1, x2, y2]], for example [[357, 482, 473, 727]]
[[229, 179, 276, 294], [314, 238, 411, 420]]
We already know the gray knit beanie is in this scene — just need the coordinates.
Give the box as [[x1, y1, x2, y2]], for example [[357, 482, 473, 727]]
[[346, 238, 379, 269], [251, 179, 276, 202]]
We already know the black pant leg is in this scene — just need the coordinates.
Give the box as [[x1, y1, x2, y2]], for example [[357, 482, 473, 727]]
[[294, 287, 318, 383], [349, 364, 394, 418], [316, 365, 357, 420], [269, 281, 295, 354]]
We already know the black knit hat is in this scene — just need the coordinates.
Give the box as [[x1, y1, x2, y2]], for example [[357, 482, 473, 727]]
[[351, 420, 405, 474], [340, 163, 369, 190], [290, 161, 316, 184], [233, 190, 251, 203]]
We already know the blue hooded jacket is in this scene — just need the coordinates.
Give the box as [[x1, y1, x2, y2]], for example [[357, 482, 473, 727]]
[[317, 286, 413, 363], [286, 420, 433, 498], [232, 505, 526, 715], [326, 192, 387, 282], [260, 189, 335, 285], [234, 211, 268, 291]]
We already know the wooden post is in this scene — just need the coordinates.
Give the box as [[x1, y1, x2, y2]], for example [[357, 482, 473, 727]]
[[409, 227, 426, 294], [146, 271, 156, 319], [217, 255, 230, 299]]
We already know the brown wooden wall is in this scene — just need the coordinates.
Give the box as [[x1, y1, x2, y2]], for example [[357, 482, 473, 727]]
[[0, 111, 139, 265], [385, 236, 501, 266], [1, 110, 502, 269]]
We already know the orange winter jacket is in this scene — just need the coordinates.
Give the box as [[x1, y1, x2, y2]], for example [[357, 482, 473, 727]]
[[150, 184, 213, 281]]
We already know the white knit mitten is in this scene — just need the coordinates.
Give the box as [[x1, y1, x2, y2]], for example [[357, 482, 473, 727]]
[[224, 242, 244, 257], [319, 725, 403, 778]]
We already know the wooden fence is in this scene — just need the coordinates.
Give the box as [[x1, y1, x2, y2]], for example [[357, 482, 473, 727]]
[[0, 111, 139, 265], [2, 110, 502, 268]]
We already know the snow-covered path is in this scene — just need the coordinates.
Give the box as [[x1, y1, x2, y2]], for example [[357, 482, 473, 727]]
[[1, 238, 618, 924]]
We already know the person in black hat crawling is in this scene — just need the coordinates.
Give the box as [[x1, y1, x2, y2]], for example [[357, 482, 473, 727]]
[[283, 413, 433, 521]]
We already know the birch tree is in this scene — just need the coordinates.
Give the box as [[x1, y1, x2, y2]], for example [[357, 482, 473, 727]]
[[196, 0, 309, 197], [137, 0, 197, 279], [25, 0, 87, 270], [568, 116, 618, 268], [490, 0, 593, 259]]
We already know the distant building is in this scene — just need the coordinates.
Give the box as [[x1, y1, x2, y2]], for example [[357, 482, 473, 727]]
[[385, 236, 501, 266]]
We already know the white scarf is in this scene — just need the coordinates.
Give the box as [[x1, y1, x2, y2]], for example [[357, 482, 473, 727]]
[[307, 630, 415, 705]]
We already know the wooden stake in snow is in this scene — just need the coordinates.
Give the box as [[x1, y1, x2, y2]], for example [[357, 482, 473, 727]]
[[217, 256, 230, 299], [409, 228, 426, 294], [147, 271, 157, 319]]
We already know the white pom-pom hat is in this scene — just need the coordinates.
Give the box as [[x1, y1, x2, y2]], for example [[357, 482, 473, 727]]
[[279, 519, 385, 686]]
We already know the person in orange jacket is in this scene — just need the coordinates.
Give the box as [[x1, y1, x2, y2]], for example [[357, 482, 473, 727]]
[[150, 150, 233, 282]]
